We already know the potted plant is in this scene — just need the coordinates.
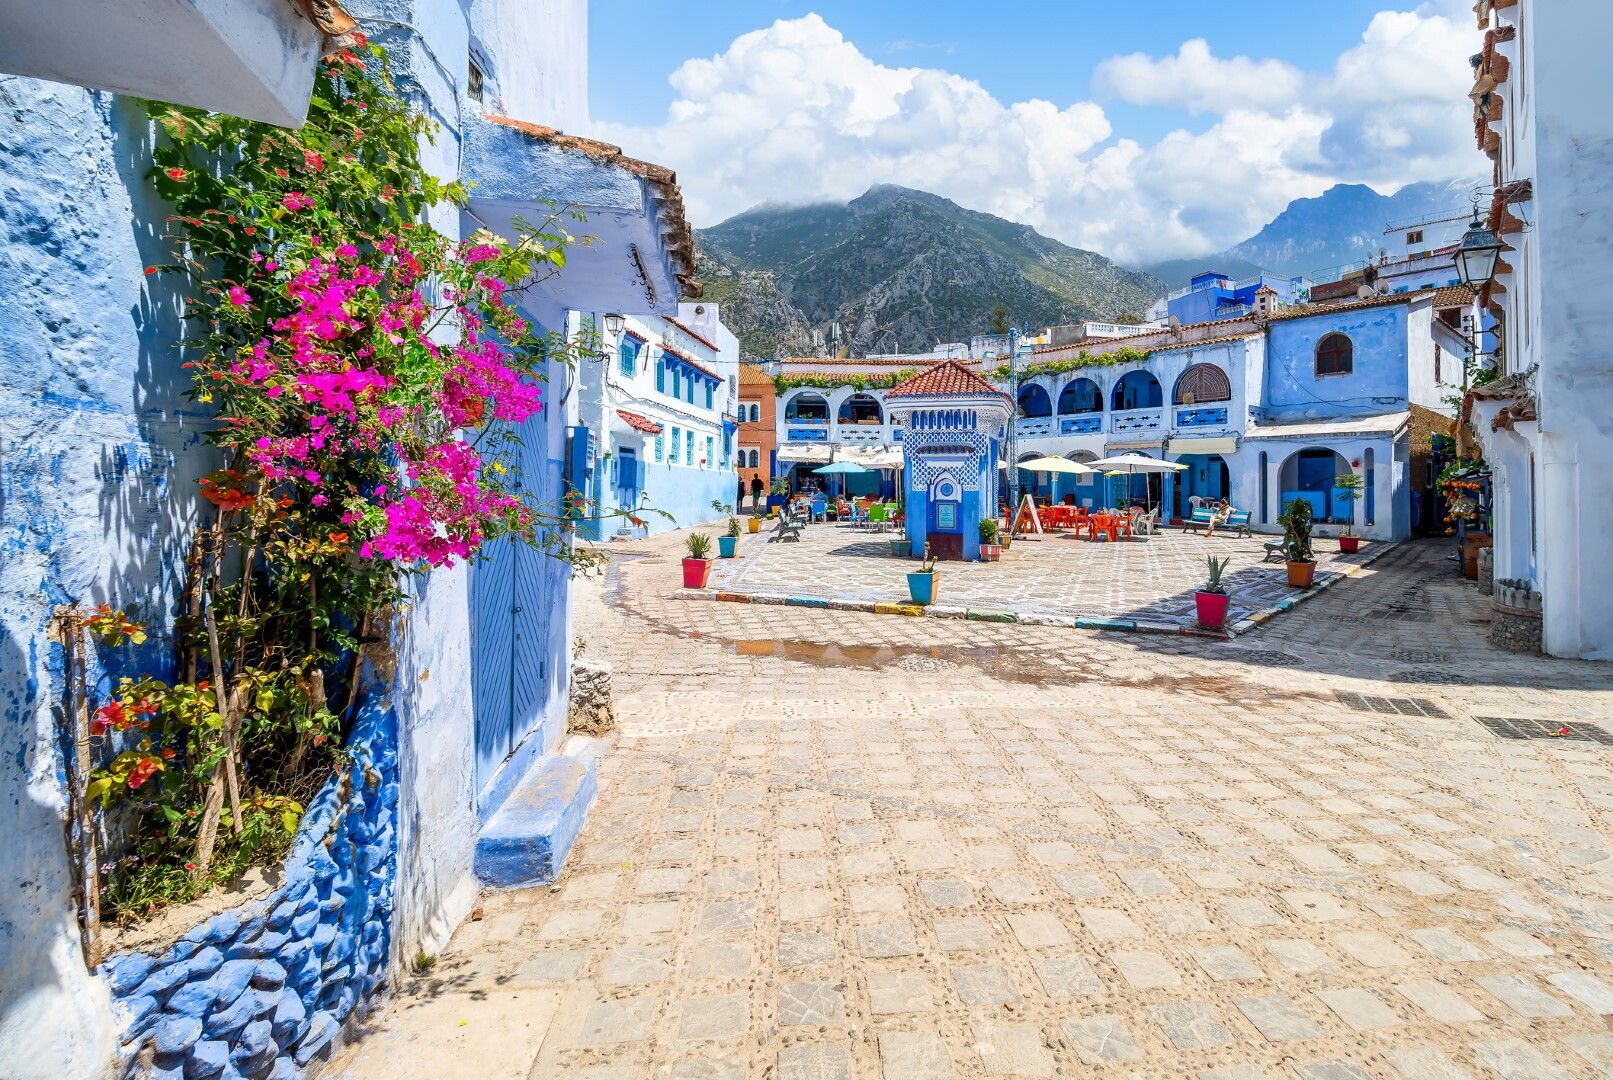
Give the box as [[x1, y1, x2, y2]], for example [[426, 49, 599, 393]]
[[711, 501, 741, 557], [889, 534, 911, 557], [1277, 497, 1316, 588], [766, 477, 790, 512], [906, 543, 939, 605], [682, 532, 714, 588], [1333, 471, 1365, 553], [978, 518, 1001, 562], [719, 515, 742, 557], [1195, 555, 1232, 629], [747, 512, 761, 534]]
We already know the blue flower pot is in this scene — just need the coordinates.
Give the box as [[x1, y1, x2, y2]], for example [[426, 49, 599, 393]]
[[889, 539, 911, 557], [906, 571, 937, 605], [717, 535, 738, 558]]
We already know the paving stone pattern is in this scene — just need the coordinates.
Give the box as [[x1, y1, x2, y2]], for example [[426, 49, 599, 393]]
[[369, 534, 1613, 1078], [710, 521, 1376, 630]]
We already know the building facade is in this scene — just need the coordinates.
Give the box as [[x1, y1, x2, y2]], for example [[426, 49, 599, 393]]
[[574, 305, 740, 538], [762, 285, 1473, 541], [1462, 0, 1613, 660], [737, 364, 778, 505], [0, 1, 699, 1074]]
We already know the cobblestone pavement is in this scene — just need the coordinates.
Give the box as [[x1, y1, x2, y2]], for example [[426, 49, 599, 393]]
[[351, 533, 1613, 1079], [709, 523, 1379, 630]]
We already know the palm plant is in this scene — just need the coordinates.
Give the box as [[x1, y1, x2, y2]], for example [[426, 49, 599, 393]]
[[685, 532, 712, 560]]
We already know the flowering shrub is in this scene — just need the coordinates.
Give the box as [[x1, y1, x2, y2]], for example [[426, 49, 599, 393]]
[[88, 41, 604, 920]]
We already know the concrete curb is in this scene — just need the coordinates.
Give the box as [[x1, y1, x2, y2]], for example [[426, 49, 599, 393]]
[[703, 542, 1398, 641]]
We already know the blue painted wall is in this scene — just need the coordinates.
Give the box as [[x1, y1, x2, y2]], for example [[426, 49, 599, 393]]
[[102, 695, 397, 1078], [0, 76, 215, 1075], [1263, 305, 1411, 422]]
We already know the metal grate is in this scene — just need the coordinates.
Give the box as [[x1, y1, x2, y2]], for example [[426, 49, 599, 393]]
[[1336, 691, 1452, 718], [1229, 650, 1304, 667], [1475, 716, 1613, 746], [1391, 648, 1452, 664]]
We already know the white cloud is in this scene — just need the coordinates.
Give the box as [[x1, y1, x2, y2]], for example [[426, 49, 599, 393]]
[[593, 8, 1486, 266], [1094, 39, 1305, 113]]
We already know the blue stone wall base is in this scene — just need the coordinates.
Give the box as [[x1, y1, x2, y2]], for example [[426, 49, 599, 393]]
[[474, 756, 597, 888]]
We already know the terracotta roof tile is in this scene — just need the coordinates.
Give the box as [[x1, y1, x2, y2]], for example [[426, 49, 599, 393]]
[[739, 365, 774, 390], [615, 409, 663, 435], [660, 343, 719, 381], [665, 317, 719, 352], [886, 360, 1009, 399]]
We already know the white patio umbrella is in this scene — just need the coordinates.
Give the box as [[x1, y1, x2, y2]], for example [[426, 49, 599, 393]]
[[1086, 453, 1186, 512], [1014, 455, 1097, 476]]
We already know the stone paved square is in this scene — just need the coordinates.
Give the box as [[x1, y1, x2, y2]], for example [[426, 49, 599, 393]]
[[354, 536, 1613, 1079]]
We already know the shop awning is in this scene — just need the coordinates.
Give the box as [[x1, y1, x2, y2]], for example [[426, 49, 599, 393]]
[[838, 446, 903, 470], [777, 444, 833, 464], [1167, 436, 1238, 456], [1244, 411, 1410, 440], [1104, 437, 1165, 452]]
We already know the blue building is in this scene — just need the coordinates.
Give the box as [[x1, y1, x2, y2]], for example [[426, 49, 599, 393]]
[[0, 1, 698, 1073], [884, 362, 1012, 561], [1160, 270, 1310, 326]]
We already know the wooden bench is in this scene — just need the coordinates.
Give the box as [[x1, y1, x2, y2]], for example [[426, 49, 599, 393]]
[[1182, 507, 1251, 538], [1262, 540, 1288, 562]]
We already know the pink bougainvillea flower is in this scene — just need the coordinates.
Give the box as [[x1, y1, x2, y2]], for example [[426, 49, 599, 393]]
[[227, 286, 251, 307], [281, 191, 315, 212]]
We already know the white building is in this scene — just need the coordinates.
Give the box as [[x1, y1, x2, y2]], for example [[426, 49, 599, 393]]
[[1462, 0, 1613, 659], [575, 304, 741, 536]]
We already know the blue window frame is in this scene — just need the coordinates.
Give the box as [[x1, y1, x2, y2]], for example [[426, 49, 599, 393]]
[[669, 426, 680, 462], [706, 436, 714, 468], [686, 430, 695, 465], [618, 335, 641, 377], [654, 434, 663, 462], [656, 360, 665, 393], [704, 382, 714, 409]]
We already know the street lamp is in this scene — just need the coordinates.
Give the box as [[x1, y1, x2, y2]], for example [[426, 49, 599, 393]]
[[1005, 327, 1021, 514], [602, 313, 624, 335], [1453, 213, 1502, 289]]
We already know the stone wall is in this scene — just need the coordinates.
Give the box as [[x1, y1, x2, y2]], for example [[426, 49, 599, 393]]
[[101, 697, 398, 1078]]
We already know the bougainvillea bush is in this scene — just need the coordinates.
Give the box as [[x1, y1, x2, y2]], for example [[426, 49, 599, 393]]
[[90, 39, 598, 920]]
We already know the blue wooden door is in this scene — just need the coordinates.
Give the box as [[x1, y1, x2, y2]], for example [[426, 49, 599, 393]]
[[469, 530, 517, 793]]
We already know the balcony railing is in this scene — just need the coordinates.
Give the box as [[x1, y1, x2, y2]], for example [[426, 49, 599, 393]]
[[1016, 416, 1055, 437], [837, 425, 893, 445], [1111, 407, 1165, 434], [1174, 406, 1229, 428], [1058, 414, 1103, 435], [785, 423, 829, 442]]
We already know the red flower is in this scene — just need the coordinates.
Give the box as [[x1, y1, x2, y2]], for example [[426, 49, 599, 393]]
[[92, 700, 127, 735], [329, 531, 350, 545], [126, 757, 162, 790], [164, 167, 187, 182], [303, 150, 326, 172], [144, 267, 158, 275]]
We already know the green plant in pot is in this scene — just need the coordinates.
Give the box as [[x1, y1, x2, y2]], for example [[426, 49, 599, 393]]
[[1278, 497, 1317, 587], [682, 532, 714, 588], [712, 500, 741, 558], [1195, 555, 1232, 629], [906, 543, 939, 605], [978, 517, 1001, 562], [1333, 471, 1365, 553]]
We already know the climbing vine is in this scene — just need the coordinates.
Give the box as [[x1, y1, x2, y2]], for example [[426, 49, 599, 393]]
[[772, 370, 918, 394], [989, 346, 1151, 383], [87, 39, 600, 921]]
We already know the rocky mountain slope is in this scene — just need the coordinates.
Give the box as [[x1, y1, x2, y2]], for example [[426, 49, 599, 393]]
[[697, 186, 1164, 359]]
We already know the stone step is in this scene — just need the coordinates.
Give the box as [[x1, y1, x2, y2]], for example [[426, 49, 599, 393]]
[[474, 755, 597, 888]]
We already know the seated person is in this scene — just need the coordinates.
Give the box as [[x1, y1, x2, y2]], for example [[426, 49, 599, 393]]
[[1204, 497, 1233, 537]]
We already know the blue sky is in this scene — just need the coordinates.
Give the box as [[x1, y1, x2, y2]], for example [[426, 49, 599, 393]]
[[586, 1, 1485, 263]]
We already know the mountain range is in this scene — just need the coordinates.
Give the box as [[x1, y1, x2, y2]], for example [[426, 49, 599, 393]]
[[696, 186, 1162, 359], [1144, 178, 1483, 288], [696, 179, 1482, 359]]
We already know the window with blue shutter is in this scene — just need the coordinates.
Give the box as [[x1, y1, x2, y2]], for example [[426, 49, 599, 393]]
[[706, 436, 714, 469], [704, 382, 713, 409], [618, 336, 640, 377], [654, 434, 663, 462], [686, 430, 695, 466], [669, 426, 680, 462], [656, 359, 665, 393]]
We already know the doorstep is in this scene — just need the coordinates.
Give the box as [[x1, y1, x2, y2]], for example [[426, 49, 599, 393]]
[[474, 754, 597, 888]]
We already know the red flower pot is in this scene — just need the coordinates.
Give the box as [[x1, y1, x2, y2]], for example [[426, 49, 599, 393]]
[[681, 557, 712, 589], [1338, 536, 1360, 554], [1194, 590, 1230, 629], [1286, 561, 1317, 588], [980, 544, 1001, 562]]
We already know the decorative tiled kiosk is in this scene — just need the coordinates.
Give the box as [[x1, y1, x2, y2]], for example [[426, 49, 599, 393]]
[[884, 361, 1013, 562]]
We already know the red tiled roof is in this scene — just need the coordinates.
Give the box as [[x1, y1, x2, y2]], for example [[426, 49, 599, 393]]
[[661, 344, 720, 381], [665, 317, 719, 352], [885, 360, 1008, 399], [615, 409, 663, 435]]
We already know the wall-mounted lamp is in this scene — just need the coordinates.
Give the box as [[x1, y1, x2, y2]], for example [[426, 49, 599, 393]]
[[602, 313, 625, 335], [1453, 214, 1502, 289]]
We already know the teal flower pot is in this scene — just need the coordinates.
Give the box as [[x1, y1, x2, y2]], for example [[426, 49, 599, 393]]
[[889, 539, 911, 557], [717, 535, 738, 558], [906, 571, 937, 605]]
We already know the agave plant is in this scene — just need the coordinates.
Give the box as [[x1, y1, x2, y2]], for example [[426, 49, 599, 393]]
[[1202, 555, 1231, 595], [685, 532, 713, 560]]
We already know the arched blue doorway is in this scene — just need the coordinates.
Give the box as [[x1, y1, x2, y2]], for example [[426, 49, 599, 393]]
[[1111, 371, 1162, 411], [1174, 454, 1230, 517], [1017, 384, 1052, 418]]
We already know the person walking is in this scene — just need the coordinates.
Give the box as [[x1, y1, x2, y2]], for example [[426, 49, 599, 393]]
[[736, 474, 745, 511], [750, 473, 765, 512]]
